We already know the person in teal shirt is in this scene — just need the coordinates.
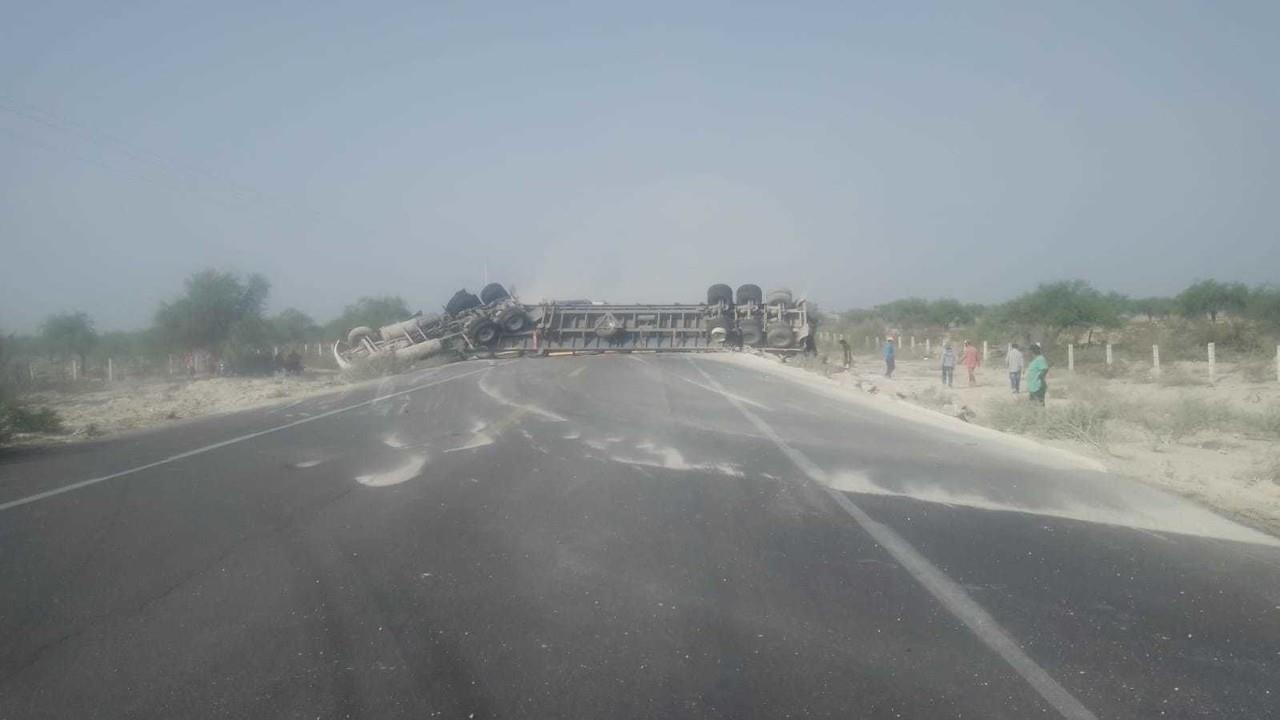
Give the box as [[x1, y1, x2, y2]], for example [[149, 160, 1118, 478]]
[[1026, 343, 1049, 405]]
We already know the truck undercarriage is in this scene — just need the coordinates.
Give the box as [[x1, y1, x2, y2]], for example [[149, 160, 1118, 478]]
[[334, 283, 815, 369]]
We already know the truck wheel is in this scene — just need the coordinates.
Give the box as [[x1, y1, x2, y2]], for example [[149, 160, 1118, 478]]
[[706, 284, 734, 306], [766, 288, 793, 306], [480, 283, 510, 305], [766, 323, 795, 348], [735, 284, 763, 305], [467, 318, 500, 346], [446, 289, 482, 316], [497, 307, 529, 333], [739, 319, 763, 346]]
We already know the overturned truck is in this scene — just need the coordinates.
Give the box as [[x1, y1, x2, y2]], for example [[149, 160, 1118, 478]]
[[334, 283, 815, 369]]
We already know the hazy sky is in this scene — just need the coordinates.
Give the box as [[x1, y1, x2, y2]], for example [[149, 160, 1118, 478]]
[[2, 1, 1277, 332]]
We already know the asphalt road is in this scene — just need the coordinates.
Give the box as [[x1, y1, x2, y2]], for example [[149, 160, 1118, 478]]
[[2, 355, 1278, 719]]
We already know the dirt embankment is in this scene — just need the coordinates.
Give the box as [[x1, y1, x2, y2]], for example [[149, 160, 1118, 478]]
[[781, 351, 1280, 538]]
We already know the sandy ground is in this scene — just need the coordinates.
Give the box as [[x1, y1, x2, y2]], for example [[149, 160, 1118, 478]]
[[17, 371, 347, 441], [786, 350, 1280, 538]]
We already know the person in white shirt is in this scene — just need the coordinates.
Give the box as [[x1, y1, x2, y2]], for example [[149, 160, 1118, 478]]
[[1006, 343, 1025, 394]]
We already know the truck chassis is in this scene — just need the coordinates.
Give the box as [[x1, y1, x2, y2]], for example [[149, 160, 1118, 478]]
[[334, 283, 814, 368]]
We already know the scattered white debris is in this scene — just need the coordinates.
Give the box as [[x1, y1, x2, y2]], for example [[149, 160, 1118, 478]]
[[356, 454, 429, 487]]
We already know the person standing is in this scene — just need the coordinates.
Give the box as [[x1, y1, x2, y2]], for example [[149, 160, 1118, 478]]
[[838, 338, 851, 369], [1006, 343, 1025, 394], [1026, 343, 1049, 405], [961, 340, 980, 386], [940, 343, 956, 387], [882, 337, 896, 378]]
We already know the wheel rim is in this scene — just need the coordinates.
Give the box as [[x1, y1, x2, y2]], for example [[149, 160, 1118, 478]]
[[502, 313, 526, 332]]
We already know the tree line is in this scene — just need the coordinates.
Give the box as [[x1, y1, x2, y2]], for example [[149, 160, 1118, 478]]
[[831, 279, 1280, 348], [2, 269, 419, 371]]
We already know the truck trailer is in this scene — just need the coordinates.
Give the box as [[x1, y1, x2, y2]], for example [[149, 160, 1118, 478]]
[[333, 283, 815, 369]]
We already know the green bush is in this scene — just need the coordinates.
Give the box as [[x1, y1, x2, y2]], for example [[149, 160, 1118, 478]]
[[0, 392, 64, 442], [11, 405, 63, 433]]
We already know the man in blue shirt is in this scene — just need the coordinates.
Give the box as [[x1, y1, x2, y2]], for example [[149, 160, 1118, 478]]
[[883, 338, 896, 378]]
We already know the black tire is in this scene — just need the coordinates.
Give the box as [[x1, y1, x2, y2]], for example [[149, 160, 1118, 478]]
[[480, 283, 510, 305], [445, 289, 482, 316], [706, 283, 734, 306], [766, 323, 795, 348], [466, 317, 500, 346], [766, 288, 793, 306], [739, 318, 764, 346], [735, 284, 763, 305], [496, 307, 529, 333]]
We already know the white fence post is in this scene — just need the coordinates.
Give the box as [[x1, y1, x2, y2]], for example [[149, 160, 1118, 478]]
[[910, 336, 916, 349], [925, 338, 931, 354], [1152, 345, 1160, 375], [1208, 342, 1216, 383], [1105, 343, 1113, 367], [1068, 343, 1075, 373], [107, 358, 114, 383], [1276, 345, 1279, 383], [982, 340, 989, 364], [71, 359, 78, 381]]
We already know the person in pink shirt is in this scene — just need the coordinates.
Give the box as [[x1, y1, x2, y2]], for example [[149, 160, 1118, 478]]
[[961, 340, 981, 386]]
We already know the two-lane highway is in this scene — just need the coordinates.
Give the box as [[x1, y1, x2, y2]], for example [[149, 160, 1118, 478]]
[[2, 355, 1277, 718]]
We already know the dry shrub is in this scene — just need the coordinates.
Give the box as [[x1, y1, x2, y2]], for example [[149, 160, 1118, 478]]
[[1261, 406, 1280, 439], [1138, 397, 1234, 442], [1239, 359, 1275, 383], [787, 352, 834, 377], [1263, 455, 1280, 486], [1156, 367, 1209, 387], [915, 385, 956, 409], [987, 397, 1115, 452]]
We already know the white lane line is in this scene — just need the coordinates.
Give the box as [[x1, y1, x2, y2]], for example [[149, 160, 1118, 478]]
[[688, 359, 1097, 720], [0, 366, 492, 513]]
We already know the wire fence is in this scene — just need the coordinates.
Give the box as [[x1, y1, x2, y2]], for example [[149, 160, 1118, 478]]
[[3, 342, 340, 389], [814, 331, 1280, 384]]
